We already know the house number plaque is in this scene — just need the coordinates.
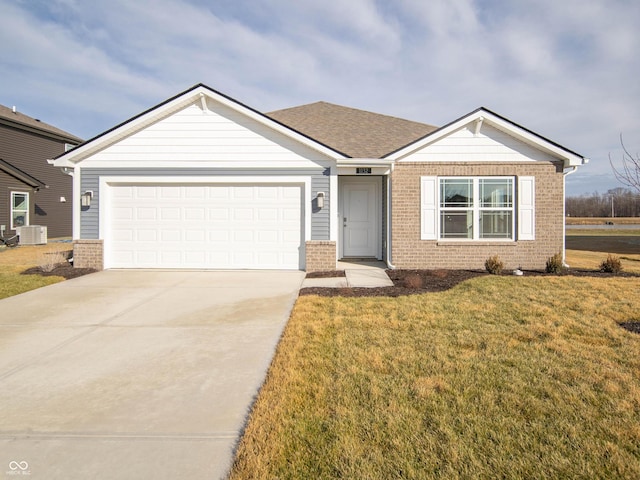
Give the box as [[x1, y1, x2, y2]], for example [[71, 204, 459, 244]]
[[356, 167, 372, 174]]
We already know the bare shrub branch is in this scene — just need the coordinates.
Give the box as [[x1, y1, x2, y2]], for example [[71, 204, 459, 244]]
[[609, 135, 640, 194]]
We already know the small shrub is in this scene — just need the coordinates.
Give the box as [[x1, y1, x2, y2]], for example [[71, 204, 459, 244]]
[[39, 250, 70, 273], [432, 269, 448, 279], [545, 252, 564, 274], [485, 255, 504, 275], [404, 273, 423, 289], [600, 254, 623, 274]]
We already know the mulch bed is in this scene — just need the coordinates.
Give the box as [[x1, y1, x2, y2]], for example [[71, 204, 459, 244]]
[[300, 268, 640, 298], [620, 323, 640, 335], [22, 264, 97, 280]]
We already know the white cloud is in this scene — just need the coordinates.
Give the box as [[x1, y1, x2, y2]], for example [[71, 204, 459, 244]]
[[1, 0, 639, 194]]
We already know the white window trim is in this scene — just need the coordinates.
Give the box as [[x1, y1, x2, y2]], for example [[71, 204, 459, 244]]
[[10, 191, 29, 230]]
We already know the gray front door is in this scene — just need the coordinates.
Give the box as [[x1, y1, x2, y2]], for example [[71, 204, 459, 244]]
[[341, 178, 380, 258]]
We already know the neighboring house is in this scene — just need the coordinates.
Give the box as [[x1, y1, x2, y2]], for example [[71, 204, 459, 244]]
[[0, 104, 83, 238], [52, 84, 587, 271]]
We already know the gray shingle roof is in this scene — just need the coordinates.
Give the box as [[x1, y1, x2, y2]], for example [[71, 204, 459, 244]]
[[267, 101, 437, 158], [0, 104, 82, 143]]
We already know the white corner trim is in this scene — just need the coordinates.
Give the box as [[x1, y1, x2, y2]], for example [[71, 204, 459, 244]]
[[329, 166, 338, 242]]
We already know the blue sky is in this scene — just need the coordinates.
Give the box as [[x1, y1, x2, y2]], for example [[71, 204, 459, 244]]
[[1, 0, 639, 195]]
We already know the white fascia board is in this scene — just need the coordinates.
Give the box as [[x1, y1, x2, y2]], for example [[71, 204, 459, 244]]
[[53, 94, 198, 168], [337, 158, 394, 167], [389, 109, 586, 168], [54, 86, 344, 168]]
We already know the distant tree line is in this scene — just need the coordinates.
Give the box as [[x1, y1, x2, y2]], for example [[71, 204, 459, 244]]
[[566, 188, 640, 217]]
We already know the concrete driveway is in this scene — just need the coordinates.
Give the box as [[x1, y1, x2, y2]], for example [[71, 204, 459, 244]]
[[0, 269, 304, 480]]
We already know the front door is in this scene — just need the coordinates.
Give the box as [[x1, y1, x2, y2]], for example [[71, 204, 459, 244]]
[[341, 178, 380, 258]]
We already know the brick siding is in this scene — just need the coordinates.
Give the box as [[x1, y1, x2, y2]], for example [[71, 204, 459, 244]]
[[391, 162, 564, 270], [73, 239, 104, 270], [305, 240, 336, 272]]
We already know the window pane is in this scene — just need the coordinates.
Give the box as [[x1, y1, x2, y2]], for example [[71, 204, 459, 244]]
[[440, 211, 473, 238], [480, 211, 512, 238], [480, 179, 512, 207], [440, 179, 473, 207], [13, 193, 27, 210], [12, 212, 26, 227]]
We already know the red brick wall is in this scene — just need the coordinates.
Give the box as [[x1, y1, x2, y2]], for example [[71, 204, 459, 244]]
[[391, 162, 564, 270]]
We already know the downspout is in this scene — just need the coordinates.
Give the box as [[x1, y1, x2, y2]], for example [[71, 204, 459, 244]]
[[386, 163, 396, 269], [562, 166, 579, 267]]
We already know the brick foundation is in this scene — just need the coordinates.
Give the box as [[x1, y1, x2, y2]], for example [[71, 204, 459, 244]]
[[305, 240, 336, 272], [73, 239, 104, 270], [391, 162, 565, 270]]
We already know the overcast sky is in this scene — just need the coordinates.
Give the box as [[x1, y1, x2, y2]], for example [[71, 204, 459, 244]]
[[1, 0, 639, 195]]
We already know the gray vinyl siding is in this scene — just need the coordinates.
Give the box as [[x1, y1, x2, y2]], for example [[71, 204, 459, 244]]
[[80, 168, 331, 240], [0, 124, 80, 237]]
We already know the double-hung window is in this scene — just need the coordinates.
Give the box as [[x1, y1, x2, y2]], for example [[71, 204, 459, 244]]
[[11, 192, 29, 230], [422, 176, 520, 241]]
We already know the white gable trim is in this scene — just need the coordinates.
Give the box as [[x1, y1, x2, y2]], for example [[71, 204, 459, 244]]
[[53, 85, 345, 168], [388, 109, 586, 168]]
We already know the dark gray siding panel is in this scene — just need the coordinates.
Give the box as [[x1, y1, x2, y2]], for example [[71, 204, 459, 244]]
[[0, 124, 77, 237], [80, 168, 332, 241]]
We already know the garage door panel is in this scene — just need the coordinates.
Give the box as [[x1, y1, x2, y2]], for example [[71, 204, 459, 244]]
[[108, 183, 303, 269], [137, 230, 157, 242], [160, 208, 181, 221]]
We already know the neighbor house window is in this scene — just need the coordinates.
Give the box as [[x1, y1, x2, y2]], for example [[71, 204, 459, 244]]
[[11, 192, 29, 230]]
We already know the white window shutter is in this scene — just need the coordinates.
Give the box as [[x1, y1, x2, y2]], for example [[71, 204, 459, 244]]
[[421, 176, 438, 240], [518, 176, 535, 240]]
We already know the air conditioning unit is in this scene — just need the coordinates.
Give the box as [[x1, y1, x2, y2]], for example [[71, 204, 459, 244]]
[[17, 225, 47, 245]]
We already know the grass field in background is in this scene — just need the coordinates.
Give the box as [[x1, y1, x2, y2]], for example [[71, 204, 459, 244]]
[[566, 217, 640, 225]]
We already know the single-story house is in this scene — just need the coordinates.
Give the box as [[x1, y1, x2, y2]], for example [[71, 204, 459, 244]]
[[0, 104, 83, 238], [52, 84, 587, 272]]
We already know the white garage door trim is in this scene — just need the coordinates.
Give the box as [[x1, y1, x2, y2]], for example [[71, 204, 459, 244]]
[[99, 176, 311, 269]]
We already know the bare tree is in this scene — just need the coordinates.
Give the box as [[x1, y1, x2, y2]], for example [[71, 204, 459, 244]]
[[609, 135, 640, 194]]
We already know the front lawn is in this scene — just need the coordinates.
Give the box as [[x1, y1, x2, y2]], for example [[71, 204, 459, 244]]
[[0, 244, 70, 299], [231, 275, 640, 479]]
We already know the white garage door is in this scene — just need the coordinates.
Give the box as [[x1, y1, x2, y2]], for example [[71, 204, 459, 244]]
[[107, 184, 303, 269]]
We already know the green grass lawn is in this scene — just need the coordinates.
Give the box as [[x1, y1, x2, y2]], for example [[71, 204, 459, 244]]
[[231, 275, 640, 479]]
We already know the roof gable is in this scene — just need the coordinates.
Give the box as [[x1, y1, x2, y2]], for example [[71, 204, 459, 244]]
[[386, 108, 586, 168], [268, 102, 437, 158], [53, 84, 345, 167]]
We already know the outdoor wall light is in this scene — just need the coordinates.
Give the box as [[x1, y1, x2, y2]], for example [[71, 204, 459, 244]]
[[316, 192, 325, 209], [81, 190, 94, 207], [60, 196, 67, 203]]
